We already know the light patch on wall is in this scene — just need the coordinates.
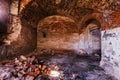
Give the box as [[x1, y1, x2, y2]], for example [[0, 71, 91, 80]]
[[0, 1, 9, 22], [100, 27, 120, 80], [55, 0, 61, 4], [20, 0, 32, 12], [10, 0, 19, 15], [4, 16, 22, 45]]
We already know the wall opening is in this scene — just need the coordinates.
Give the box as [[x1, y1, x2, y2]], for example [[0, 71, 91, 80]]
[[90, 26, 101, 56], [37, 15, 78, 53], [42, 31, 47, 38], [0, 0, 9, 45], [79, 18, 101, 58]]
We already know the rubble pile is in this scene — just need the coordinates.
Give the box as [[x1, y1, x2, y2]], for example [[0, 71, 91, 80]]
[[0, 55, 61, 80], [0, 53, 118, 80]]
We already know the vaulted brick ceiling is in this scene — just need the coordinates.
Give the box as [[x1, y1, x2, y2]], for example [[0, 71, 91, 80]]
[[38, 15, 78, 35], [18, 0, 120, 28]]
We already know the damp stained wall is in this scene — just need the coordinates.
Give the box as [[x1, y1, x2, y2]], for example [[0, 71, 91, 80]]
[[0, 0, 37, 58]]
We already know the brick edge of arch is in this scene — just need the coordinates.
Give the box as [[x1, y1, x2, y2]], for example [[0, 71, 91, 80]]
[[78, 13, 103, 34]]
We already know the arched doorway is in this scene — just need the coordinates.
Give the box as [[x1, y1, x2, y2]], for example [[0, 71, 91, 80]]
[[37, 15, 78, 53], [78, 18, 101, 57], [85, 19, 101, 57]]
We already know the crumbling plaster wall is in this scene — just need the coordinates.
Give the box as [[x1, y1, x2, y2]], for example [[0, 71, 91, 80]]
[[100, 9, 120, 80], [0, 0, 37, 57]]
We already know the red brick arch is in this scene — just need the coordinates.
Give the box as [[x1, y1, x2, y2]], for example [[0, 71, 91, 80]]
[[38, 15, 78, 34], [78, 13, 102, 33]]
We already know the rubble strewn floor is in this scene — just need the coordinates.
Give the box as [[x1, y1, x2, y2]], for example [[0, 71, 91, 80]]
[[0, 52, 117, 80]]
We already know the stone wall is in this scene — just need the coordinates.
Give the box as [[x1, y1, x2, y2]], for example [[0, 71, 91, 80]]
[[0, 0, 37, 58]]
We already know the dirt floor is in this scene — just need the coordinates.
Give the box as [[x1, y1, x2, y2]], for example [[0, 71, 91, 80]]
[[0, 52, 118, 80], [37, 53, 117, 80]]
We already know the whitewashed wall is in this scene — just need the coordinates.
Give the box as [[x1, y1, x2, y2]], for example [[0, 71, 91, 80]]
[[100, 27, 120, 80]]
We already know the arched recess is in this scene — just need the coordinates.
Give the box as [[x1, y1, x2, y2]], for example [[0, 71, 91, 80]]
[[37, 15, 79, 53], [78, 13, 102, 57], [78, 13, 102, 33], [85, 19, 101, 55]]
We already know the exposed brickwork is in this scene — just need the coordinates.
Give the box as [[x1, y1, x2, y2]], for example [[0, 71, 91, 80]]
[[102, 9, 120, 30], [20, 0, 120, 30], [111, 9, 120, 26]]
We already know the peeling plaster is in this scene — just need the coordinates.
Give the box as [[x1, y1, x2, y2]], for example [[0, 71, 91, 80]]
[[100, 27, 120, 80]]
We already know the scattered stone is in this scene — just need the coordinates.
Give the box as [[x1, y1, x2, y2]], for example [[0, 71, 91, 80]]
[[0, 53, 117, 80]]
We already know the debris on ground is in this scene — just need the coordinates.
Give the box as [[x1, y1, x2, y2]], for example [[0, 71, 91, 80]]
[[0, 53, 118, 80]]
